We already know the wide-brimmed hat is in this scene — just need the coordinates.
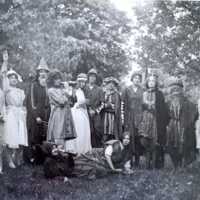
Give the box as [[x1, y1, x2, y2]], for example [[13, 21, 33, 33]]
[[7, 69, 22, 82], [36, 58, 50, 72], [88, 68, 98, 76], [131, 71, 142, 81], [168, 79, 183, 88], [104, 76, 119, 86], [77, 73, 87, 81]]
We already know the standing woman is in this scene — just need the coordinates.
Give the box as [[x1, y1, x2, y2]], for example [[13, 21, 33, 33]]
[[101, 77, 122, 142], [85, 68, 104, 148], [1, 50, 28, 168], [66, 73, 92, 154], [0, 83, 5, 173], [121, 71, 143, 167], [47, 70, 76, 148], [139, 74, 169, 169]]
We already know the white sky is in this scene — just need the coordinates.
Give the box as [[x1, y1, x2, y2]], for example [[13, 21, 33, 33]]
[[110, 0, 152, 18]]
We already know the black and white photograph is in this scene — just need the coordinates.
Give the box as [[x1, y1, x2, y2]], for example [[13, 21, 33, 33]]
[[0, 0, 200, 199]]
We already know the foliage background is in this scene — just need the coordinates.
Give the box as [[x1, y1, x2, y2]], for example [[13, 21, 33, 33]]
[[0, 0, 132, 80]]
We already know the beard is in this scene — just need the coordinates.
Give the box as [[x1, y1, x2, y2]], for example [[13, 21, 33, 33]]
[[38, 77, 47, 87]]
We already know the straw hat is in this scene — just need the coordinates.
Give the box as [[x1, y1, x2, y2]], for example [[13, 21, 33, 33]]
[[88, 68, 98, 76], [104, 76, 119, 86], [77, 73, 87, 81], [7, 69, 22, 82]]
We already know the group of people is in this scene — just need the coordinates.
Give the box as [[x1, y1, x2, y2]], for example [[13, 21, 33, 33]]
[[0, 49, 199, 178]]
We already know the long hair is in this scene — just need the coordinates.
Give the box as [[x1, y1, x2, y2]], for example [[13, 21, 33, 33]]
[[46, 70, 63, 88], [145, 75, 158, 90]]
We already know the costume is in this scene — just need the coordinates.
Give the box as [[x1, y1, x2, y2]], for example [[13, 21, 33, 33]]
[[65, 88, 92, 154], [0, 89, 5, 171], [167, 94, 197, 167], [84, 84, 104, 147], [74, 139, 132, 178], [102, 85, 122, 141], [47, 87, 76, 145], [121, 84, 143, 165], [139, 88, 169, 168], [4, 86, 28, 148], [26, 80, 50, 145]]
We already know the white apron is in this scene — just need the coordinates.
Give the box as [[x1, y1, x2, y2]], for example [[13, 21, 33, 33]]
[[65, 88, 92, 154]]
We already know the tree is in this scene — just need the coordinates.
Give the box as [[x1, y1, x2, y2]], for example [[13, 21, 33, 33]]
[[0, 0, 132, 80], [133, 0, 200, 86]]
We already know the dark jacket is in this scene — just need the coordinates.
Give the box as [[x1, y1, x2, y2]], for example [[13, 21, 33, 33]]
[[26, 81, 50, 145], [84, 84, 104, 147], [155, 90, 170, 146], [122, 85, 143, 130], [167, 95, 197, 164]]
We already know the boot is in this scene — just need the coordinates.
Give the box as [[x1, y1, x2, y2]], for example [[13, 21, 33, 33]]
[[16, 149, 23, 166], [6, 148, 16, 169]]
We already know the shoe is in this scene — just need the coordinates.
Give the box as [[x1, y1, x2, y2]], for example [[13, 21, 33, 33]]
[[8, 161, 16, 169]]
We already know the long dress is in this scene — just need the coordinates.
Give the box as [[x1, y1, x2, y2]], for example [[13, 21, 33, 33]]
[[47, 87, 76, 146], [84, 84, 104, 148], [138, 89, 169, 168], [102, 89, 122, 141], [196, 99, 200, 149], [4, 87, 28, 149], [65, 88, 92, 154], [139, 90, 157, 146], [167, 95, 197, 166], [0, 89, 5, 153]]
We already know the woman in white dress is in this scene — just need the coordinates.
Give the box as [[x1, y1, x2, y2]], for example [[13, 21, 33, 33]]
[[1, 50, 28, 168], [0, 86, 5, 174], [196, 98, 200, 161], [65, 73, 92, 155]]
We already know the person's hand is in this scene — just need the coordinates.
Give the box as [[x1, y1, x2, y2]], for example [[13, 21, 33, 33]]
[[89, 109, 96, 116], [124, 168, 134, 175], [3, 50, 8, 62], [36, 117, 42, 124], [112, 168, 122, 173]]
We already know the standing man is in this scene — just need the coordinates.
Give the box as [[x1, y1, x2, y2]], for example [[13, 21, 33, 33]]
[[121, 71, 143, 167], [85, 68, 104, 148], [26, 58, 50, 151], [166, 79, 197, 169]]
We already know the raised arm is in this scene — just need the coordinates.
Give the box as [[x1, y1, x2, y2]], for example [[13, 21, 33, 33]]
[[1, 50, 8, 74], [1, 50, 9, 91]]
